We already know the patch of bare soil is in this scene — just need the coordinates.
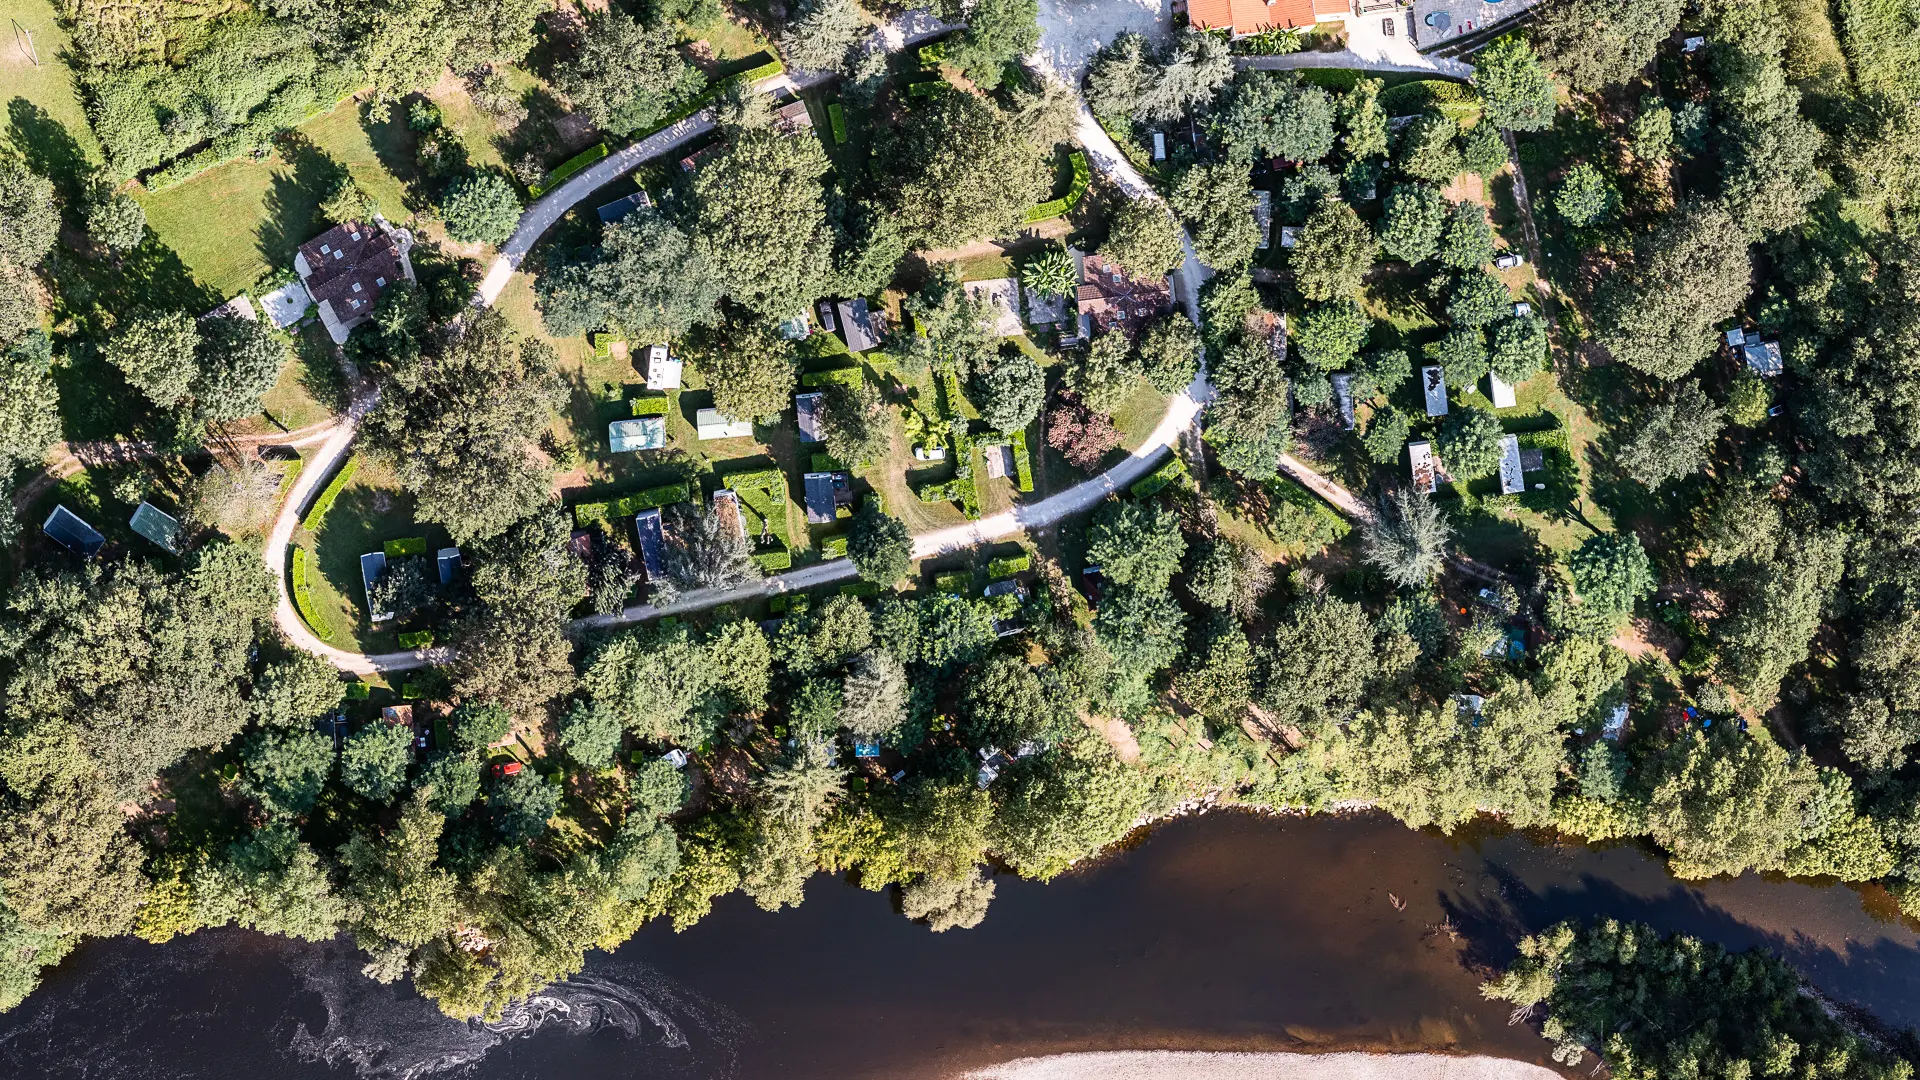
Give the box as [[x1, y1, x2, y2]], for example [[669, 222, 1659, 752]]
[[1083, 712, 1140, 764]]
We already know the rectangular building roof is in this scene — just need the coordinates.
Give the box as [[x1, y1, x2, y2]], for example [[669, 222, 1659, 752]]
[[696, 409, 754, 440], [1421, 365, 1449, 416], [595, 190, 652, 225], [642, 343, 681, 390], [42, 504, 104, 557], [1408, 439, 1437, 494], [1498, 434, 1525, 495], [1488, 372, 1516, 409], [633, 509, 667, 579], [795, 391, 825, 444], [803, 471, 840, 524], [129, 501, 182, 553], [436, 546, 462, 586], [1254, 190, 1272, 249], [361, 551, 393, 623], [609, 416, 667, 453], [837, 298, 881, 353], [1331, 373, 1355, 430], [1743, 339, 1784, 377]]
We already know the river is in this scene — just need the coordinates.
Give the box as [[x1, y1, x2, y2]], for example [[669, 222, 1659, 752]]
[[4, 811, 1917, 1080]]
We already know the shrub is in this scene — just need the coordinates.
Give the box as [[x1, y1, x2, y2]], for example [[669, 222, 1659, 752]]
[[439, 171, 523, 246], [527, 143, 610, 197], [301, 456, 359, 531], [1130, 454, 1190, 498], [934, 570, 971, 594], [383, 536, 429, 558], [1378, 79, 1482, 124], [290, 548, 333, 641], [397, 630, 435, 648], [821, 534, 849, 558], [1009, 429, 1034, 492], [987, 554, 1031, 577], [629, 395, 672, 417], [1024, 152, 1091, 223]]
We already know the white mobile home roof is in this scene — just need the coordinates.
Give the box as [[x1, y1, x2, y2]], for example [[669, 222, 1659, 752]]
[[1498, 434, 1524, 495], [1330, 373, 1355, 430], [129, 501, 182, 553], [695, 409, 754, 440], [1408, 439, 1437, 494], [609, 417, 667, 453], [642, 344, 681, 390], [1488, 372, 1516, 409], [1421, 365, 1448, 416]]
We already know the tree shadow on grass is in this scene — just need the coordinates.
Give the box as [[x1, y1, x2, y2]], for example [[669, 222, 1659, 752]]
[[8, 98, 89, 208], [258, 132, 346, 277]]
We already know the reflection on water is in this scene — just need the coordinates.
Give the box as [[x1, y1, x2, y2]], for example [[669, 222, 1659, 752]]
[[3, 811, 1918, 1080]]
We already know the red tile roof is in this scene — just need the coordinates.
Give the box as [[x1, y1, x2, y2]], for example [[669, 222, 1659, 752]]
[[1077, 254, 1173, 338], [1187, 0, 1345, 32]]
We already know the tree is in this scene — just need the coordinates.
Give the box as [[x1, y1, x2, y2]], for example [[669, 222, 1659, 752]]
[[1353, 345, 1413, 399], [780, 0, 864, 73], [1086, 500, 1186, 590], [1552, 163, 1618, 227], [367, 308, 561, 545], [1646, 733, 1828, 879], [895, 267, 999, 375], [1172, 162, 1261, 269], [1291, 196, 1376, 302], [901, 868, 994, 932], [1714, 525, 1846, 711], [1136, 315, 1200, 393], [1100, 197, 1187, 280], [1047, 391, 1123, 472], [250, 653, 344, 730], [820, 379, 890, 466], [555, 699, 623, 768], [1134, 30, 1234, 124], [691, 123, 837, 318], [191, 312, 289, 423], [340, 796, 459, 952], [1185, 537, 1273, 621], [1459, 121, 1507, 177], [321, 174, 378, 227], [741, 736, 845, 909], [1490, 315, 1548, 383], [1598, 202, 1752, 381], [1534, 0, 1685, 92], [839, 649, 908, 738], [1396, 115, 1461, 183], [1439, 201, 1496, 270], [0, 331, 58, 466], [1436, 406, 1503, 480], [1006, 80, 1079, 151], [1018, 248, 1077, 300], [1472, 36, 1557, 132], [1378, 183, 1448, 263], [1068, 329, 1139, 414], [1206, 330, 1291, 478], [1630, 95, 1674, 161], [1429, 327, 1489, 390], [195, 826, 345, 940], [241, 729, 335, 818], [0, 781, 148, 937], [536, 210, 723, 339], [989, 745, 1148, 880], [106, 309, 199, 408], [1614, 379, 1724, 489], [490, 772, 561, 843], [1340, 77, 1389, 161], [847, 502, 911, 584], [974, 351, 1046, 432], [1294, 300, 1371, 370], [1084, 32, 1157, 122], [553, 10, 705, 133], [1725, 368, 1770, 427], [944, 0, 1039, 89], [658, 502, 760, 596], [439, 171, 521, 246], [1364, 488, 1452, 588], [889, 92, 1050, 248], [342, 721, 414, 803], [1340, 684, 1564, 832], [0, 158, 57, 269], [1448, 269, 1511, 328], [699, 317, 796, 421], [1562, 532, 1654, 634], [1209, 71, 1337, 163], [1361, 406, 1412, 464], [86, 188, 146, 250]]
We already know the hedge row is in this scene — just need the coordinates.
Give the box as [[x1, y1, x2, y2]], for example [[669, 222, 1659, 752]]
[[828, 102, 848, 144], [630, 395, 671, 417], [529, 142, 610, 197], [593, 332, 622, 358], [800, 365, 864, 389], [1268, 474, 1353, 538], [1024, 151, 1091, 223], [573, 482, 692, 526], [301, 456, 359, 532], [1010, 430, 1034, 492], [987, 554, 1030, 578], [839, 580, 881, 598], [1378, 79, 1482, 123], [635, 54, 785, 142], [820, 534, 848, 559], [384, 536, 428, 558], [753, 548, 792, 571], [1130, 454, 1189, 499], [933, 570, 970, 595], [277, 458, 305, 495], [397, 630, 435, 649], [291, 548, 333, 642]]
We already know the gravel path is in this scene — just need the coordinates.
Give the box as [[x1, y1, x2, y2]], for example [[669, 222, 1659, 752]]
[[966, 1051, 1562, 1080]]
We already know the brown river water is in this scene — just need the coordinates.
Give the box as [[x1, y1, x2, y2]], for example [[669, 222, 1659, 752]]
[[3, 810, 1917, 1080]]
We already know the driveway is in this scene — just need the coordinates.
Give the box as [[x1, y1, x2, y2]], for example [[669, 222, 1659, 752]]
[[1408, 0, 1543, 50], [1034, 0, 1170, 82]]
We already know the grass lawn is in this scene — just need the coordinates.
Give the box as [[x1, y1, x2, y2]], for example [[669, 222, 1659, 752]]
[[0, 0, 100, 167], [140, 96, 414, 299], [298, 455, 454, 655]]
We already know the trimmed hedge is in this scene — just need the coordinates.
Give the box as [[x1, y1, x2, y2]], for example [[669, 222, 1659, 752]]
[[839, 580, 881, 598], [277, 458, 305, 495], [1378, 79, 1482, 124], [345, 682, 370, 700], [592, 332, 622, 358], [933, 570, 970, 595], [820, 534, 848, 559], [1130, 455, 1189, 499], [753, 548, 792, 571], [1024, 151, 1091, 223], [529, 142, 610, 197], [800, 365, 865, 389], [828, 101, 848, 144], [397, 630, 435, 649], [987, 554, 1030, 578], [384, 536, 428, 558], [301, 456, 359, 531], [634, 54, 784, 141], [1010, 430, 1034, 492], [629, 395, 671, 417], [291, 547, 333, 642], [573, 482, 692, 526], [1297, 68, 1362, 92]]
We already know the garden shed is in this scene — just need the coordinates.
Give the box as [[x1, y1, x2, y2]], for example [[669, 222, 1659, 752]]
[[42, 505, 105, 558], [129, 501, 182, 553]]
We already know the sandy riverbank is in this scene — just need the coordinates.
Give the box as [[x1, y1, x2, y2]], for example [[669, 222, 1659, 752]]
[[965, 1051, 1564, 1080]]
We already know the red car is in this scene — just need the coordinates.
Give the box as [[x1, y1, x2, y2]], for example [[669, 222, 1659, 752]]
[[491, 761, 523, 779]]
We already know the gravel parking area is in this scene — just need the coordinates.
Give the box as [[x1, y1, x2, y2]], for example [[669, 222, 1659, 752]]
[[1409, 0, 1545, 48], [1035, 0, 1171, 81]]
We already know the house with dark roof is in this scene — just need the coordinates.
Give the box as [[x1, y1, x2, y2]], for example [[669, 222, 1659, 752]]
[[836, 297, 883, 352], [436, 547, 463, 586], [1076, 252, 1173, 338], [774, 98, 814, 132], [795, 391, 825, 444], [1743, 339, 1784, 377], [803, 471, 852, 524], [633, 509, 667, 580], [595, 190, 652, 225], [42, 505, 104, 557], [1186, 0, 1349, 35], [294, 220, 415, 345]]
